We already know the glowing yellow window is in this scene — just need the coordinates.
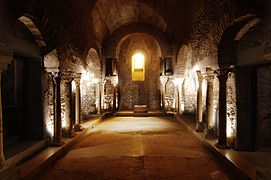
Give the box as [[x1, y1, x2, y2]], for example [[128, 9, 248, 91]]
[[132, 52, 145, 81]]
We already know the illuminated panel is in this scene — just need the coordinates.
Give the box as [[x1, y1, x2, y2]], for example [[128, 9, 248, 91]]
[[132, 52, 145, 81]]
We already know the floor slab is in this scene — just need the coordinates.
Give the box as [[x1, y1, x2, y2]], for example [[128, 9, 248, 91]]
[[36, 116, 241, 179]]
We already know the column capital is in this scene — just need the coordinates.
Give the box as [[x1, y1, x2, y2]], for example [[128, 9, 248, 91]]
[[196, 70, 204, 83], [110, 76, 118, 86], [45, 67, 59, 74], [0, 63, 8, 74], [61, 71, 74, 83], [215, 65, 234, 81], [160, 76, 168, 86], [206, 67, 215, 83], [74, 73, 81, 86], [48, 70, 61, 79]]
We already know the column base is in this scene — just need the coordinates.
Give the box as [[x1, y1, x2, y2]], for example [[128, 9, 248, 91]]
[[74, 124, 83, 132], [215, 142, 229, 149], [196, 122, 205, 132], [51, 140, 64, 147], [0, 157, 5, 168], [62, 129, 74, 138], [205, 128, 217, 139]]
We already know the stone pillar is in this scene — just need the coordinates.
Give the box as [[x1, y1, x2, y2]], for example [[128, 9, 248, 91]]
[[61, 72, 74, 137], [51, 72, 63, 145], [101, 79, 106, 111], [97, 82, 101, 114], [175, 85, 179, 112], [216, 67, 229, 148], [205, 67, 216, 139], [112, 85, 117, 112], [111, 77, 118, 112], [43, 49, 61, 145], [0, 46, 12, 166], [0, 64, 8, 166], [160, 76, 168, 111], [0, 60, 11, 168], [178, 78, 184, 114], [74, 74, 82, 131], [196, 70, 204, 132]]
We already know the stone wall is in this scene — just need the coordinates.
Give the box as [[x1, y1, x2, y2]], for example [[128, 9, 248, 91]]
[[236, 17, 271, 149], [81, 82, 98, 118], [256, 66, 271, 149], [165, 78, 175, 111], [117, 33, 161, 110], [80, 49, 102, 118], [173, 0, 248, 116]]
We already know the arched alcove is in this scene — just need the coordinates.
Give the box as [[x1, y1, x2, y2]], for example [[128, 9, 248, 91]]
[[81, 48, 102, 118], [218, 15, 261, 150], [176, 45, 189, 77], [116, 33, 161, 110]]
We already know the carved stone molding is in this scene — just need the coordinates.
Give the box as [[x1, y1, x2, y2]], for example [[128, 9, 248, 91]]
[[206, 67, 215, 84], [61, 71, 75, 83]]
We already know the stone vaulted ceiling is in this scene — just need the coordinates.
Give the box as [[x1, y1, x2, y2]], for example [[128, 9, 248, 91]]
[[92, 0, 199, 44], [9, 0, 257, 57], [92, 0, 167, 42]]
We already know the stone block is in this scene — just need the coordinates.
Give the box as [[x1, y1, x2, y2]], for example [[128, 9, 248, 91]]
[[134, 105, 148, 113]]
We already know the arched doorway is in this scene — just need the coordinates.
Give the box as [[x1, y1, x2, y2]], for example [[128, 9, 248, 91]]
[[217, 15, 260, 150], [2, 16, 45, 151]]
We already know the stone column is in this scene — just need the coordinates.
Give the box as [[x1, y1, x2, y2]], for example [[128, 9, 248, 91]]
[[160, 76, 168, 111], [112, 84, 117, 112], [175, 85, 179, 112], [0, 64, 8, 166], [74, 74, 82, 131], [205, 67, 216, 139], [216, 67, 229, 148], [101, 79, 106, 111], [51, 72, 63, 145], [97, 82, 102, 114], [111, 77, 118, 112], [178, 78, 184, 114], [61, 72, 74, 137], [196, 70, 204, 132]]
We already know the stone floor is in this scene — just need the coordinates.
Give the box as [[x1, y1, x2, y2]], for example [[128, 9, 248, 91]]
[[36, 116, 240, 180]]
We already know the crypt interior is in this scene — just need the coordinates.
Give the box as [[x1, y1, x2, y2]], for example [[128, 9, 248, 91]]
[[0, 0, 271, 179]]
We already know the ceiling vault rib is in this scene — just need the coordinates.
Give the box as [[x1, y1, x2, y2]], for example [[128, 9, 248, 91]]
[[95, 4, 110, 33], [115, 0, 124, 24]]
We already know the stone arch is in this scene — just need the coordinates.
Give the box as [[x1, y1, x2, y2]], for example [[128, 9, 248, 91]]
[[218, 15, 259, 66], [86, 48, 102, 78], [18, 16, 46, 47], [116, 33, 162, 60], [81, 48, 102, 117], [217, 14, 261, 150], [103, 23, 173, 58], [116, 33, 161, 110], [176, 45, 192, 77]]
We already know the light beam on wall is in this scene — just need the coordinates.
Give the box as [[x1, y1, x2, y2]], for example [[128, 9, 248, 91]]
[[132, 52, 145, 81], [133, 53, 145, 69]]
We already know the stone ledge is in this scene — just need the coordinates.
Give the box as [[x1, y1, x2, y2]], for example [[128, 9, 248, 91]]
[[176, 115, 261, 180], [15, 117, 102, 179], [134, 105, 148, 113]]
